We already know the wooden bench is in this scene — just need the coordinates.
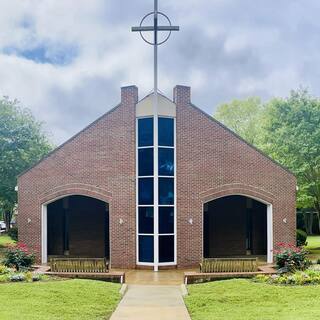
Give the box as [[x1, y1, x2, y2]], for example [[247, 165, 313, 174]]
[[50, 258, 109, 273], [47, 258, 125, 283], [185, 264, 276, 284], [200, 258, 258, 273]]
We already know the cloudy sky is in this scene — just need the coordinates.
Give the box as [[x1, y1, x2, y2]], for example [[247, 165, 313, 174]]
[[0, 0, 319, 144]]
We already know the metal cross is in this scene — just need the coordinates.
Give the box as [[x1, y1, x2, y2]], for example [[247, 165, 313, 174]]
[[132, 0, 179, 97]]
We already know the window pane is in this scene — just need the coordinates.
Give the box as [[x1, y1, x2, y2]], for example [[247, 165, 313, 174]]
[[158, 118, 174, 147], [159, 235, 174, 263], [159, 148, 174, 176], [138, 118, 153, 147], [139, 148, 153, 176], [139, 207, 154, 234], [139, 235, 154, 262], [159, 207, 174, 234], [159, 178, 174, 205], [139, 178, 154, 205]]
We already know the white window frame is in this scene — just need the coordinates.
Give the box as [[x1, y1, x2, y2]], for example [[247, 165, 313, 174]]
[[136, 116, 177, 269]]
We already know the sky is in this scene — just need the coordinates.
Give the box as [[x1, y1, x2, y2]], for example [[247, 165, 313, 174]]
[[0, 0, 320, 144]]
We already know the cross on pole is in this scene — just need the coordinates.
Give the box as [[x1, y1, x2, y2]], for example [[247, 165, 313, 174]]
[[132, 0, 179, 97]]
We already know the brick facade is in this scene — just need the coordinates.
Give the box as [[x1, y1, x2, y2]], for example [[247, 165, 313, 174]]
[[18, 85, 296, 268]]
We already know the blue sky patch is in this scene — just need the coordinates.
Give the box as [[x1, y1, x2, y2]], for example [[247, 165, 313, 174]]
[[3, 44, 78, 65]]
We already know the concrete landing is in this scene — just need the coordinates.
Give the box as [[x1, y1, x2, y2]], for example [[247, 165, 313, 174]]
[[110, 285, 191, 320]]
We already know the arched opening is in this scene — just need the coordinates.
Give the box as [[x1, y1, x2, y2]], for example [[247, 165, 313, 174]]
[[203, 195, 268, 261], [46, 195, 109, 259]]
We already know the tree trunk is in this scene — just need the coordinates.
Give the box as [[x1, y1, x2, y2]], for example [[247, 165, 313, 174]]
[[303, 211, 314, 235], [4, 210, 12, 232], [315, 202, 320, 235]]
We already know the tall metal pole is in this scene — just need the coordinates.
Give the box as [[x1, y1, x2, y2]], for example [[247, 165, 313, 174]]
[[153, 0, 159, 272]]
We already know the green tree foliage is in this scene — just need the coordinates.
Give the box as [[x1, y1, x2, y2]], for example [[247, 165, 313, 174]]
[[262, 90, 320, 230], [214, 97, 265, 145], [214, 89, 320, 233], [0, 97, 52, 229]]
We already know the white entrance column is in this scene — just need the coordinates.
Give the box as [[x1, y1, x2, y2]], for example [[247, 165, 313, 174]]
[[267, 204, 273, 263], [41, 204, 48, 264]]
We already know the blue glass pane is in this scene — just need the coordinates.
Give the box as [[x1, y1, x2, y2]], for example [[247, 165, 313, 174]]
[[139, 207, 154, 234], [139, 178, 154, 205], [158, 118, 174, 147], [159, 207, 174, 234], [139, 148, 153, 176], [159, 148, 174, 176], [138, 118, 153, 147], [139, 235, 154, 262], [159, 178, 174, 205], [159, 235, 174, 263]]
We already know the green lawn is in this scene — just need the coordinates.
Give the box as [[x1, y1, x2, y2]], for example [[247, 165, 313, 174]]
[[0, 279, 121, 320], [185, 279, 320, 320], [306, 235, 320, 261], [0, 234, 16, 259], [0, 234, 15, 246]]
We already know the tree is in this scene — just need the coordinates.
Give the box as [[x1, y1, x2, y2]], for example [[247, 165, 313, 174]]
[[261, 89, 320, 231], [214, 97, 265, 145], [0, 97, 52, 230]]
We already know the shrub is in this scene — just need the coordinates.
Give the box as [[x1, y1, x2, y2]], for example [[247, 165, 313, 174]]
[[3, 243, 35, 271], [254, 269, 320, 285], [9, 273, 25, 282], [8, 226, 18, 241], [296, 229, 307, 246], [0, 264, 11, 274], [274, 242, 310, 272], [0, 274, 9, 283]]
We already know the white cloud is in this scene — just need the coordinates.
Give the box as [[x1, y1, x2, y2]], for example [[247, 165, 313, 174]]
[[0, 0, 319, 144]]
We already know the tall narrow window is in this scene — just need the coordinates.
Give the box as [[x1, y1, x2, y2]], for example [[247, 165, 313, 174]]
[[137, 116, 175, 266], [137, 117, 154, 264]]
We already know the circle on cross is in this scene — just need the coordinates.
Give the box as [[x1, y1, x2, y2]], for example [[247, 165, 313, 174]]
[[139, 11, 173, 45]]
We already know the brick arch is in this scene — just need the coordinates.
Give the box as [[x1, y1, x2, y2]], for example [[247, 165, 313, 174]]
[[200, 183, 274, 205], [39, 183, 112, 205]]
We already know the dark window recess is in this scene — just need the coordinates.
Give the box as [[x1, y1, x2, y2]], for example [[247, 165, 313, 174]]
[[159, 207, 174, 234], [138, 118, 153, 147], [159, 148, 174, 176], [139, 148, 154, 176], [158, 118, 174, 147], [159, 178, 174, 205], [139, 235, 154, 263], [159, 235, 174, 262], [139, 207, 154, 234], [138, 178, 154, 205]]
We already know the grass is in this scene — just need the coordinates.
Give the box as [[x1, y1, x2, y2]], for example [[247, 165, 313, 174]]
[[306, 235, 320, 261], [0, 279, 121, 320], [185, 279, 320, 320], [0, 234, 16, 246], [0, 233, 16, 259]]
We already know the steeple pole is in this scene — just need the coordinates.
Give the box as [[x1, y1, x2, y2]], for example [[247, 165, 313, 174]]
[[153, 0, 159, 272]]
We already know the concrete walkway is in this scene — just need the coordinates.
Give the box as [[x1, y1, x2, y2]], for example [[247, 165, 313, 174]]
[[110, 285, 191, 320]]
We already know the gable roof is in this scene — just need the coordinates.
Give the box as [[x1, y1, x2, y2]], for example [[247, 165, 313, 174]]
[[189, 102, 295, 177], [18, 90, 295, 179], [18, 103, 121, 178]]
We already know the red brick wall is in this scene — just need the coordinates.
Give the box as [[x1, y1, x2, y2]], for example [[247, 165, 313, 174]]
[[174, 85, 296, 268], [18, 86, 138, 268], [18, 84, 296, 269]]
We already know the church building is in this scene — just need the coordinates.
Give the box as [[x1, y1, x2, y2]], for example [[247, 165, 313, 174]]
[[17, 85, 296, 270]]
